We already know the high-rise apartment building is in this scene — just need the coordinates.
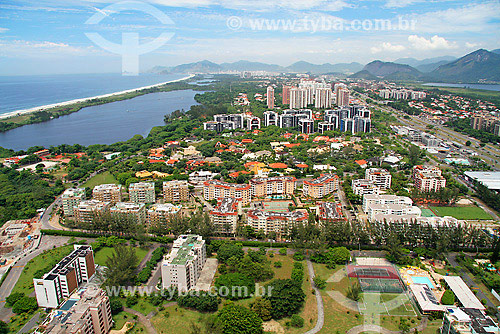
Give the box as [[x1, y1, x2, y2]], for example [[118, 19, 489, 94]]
[[92, 184, 122, 204], [163, 180, 189, 202], [282, 85, 292, 105], [315, 88, 332, 108], [336, 88, 350, 106], [290, 87, 308, 109], [129, 182, 155, 203], [264, 110, 278, 127], [34, 245, 96, 308], [61, 188, 86, 216], [267, 86, 275, 109], [161, 235, 206, 291]]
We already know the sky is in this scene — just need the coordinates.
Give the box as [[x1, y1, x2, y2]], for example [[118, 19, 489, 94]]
[[0, 0, 499, 75]]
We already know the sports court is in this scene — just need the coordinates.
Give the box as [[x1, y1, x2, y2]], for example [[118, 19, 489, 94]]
[[261, 200, 293, 212]]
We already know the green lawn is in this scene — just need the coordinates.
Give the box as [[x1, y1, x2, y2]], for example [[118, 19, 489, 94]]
[[152, 304, 211, 334], [429, 205, 492, 220], [112, 310, 135, 330], [82, 171, 118, 189], [93, 246, 150, 267], [12, 245, 74, 295]]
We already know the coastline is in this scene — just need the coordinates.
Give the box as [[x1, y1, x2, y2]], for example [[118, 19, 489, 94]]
[[0, 74, 195, 121]]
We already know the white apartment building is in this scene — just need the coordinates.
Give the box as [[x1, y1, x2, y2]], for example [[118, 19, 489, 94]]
[[290, 87, 308, 109], [209, 198, 241, 234], [362, 194, 420, 222], [315, 88, 332, 108], [365, 168, 392, 189], [61, 188, 86, 216], [129, 182, 156, 203], [352, 179, 380, 196], [413, 165, 446, 192], [161, 235, 206, 291]]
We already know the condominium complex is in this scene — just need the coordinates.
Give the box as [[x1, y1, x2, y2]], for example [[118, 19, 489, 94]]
[[61, 188, 85, 216], [362, 194, 420, 222], [147, 203, 182, 225], [209, 198, 241, 234], [379, 89, 426, 100], [129, 182, 155, 203], [315, 87, 332, 109], [74, 200, 110, 224], [318, 202, 344, 222], [442, 307, 499, 334], [413, 165, 446, 192], [203, 180, 252, 205], [282, 85, 291, 105], [249, 176, 296, 197], [263, 110, 278, 127], [324, 106, 371, 134], [163, 180, 189, 202], [92, 184, 123, 204], [204, 114, 244, 132], [267, 86, 274, 109], [471, 114, 500, 136], [246, 209, 308, 237], [365, 168, 392, 189], [303, 174, 339, 198], [290, 87, 308, 109], [352, 179, 380, 196], [35, 287, 113, 334], [34, 245, 96, 308], [109, 202, 146, 224], [247, 116, 261, 130], [161, 235, 206, 291]]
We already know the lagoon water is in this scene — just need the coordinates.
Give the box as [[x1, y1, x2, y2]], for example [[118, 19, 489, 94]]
[[0, 89, 200, 151], [0, 73, 186, 115], [422, 82, 500, 92]]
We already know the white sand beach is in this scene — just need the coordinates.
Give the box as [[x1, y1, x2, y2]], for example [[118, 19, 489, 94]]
[[0, 74, 195, 121]]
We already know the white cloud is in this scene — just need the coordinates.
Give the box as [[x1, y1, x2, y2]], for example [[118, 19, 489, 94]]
[[0, 27, 8, 33], [405, 2, 500, 33], [408, 35, 457, 50], [371, 42, 406, 54], [0, 39, 98, 58], [148, 0, 351, 11], [385, 0, 420, 8], [465, 42, 479, 48]]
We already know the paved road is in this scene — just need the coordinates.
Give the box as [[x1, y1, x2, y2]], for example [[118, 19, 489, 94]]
[[446, 253, 500, 320], [304, 260, 324, 334], [17, 312, 41, 334], [0, 235, 70, 321]]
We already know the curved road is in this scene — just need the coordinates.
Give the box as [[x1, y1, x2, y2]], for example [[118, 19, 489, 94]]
[[304, 260, 324, 334]]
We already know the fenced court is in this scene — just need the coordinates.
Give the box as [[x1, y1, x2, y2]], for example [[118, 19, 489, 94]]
[[261, 200, 293, 212], [358, 292, 417, 317]]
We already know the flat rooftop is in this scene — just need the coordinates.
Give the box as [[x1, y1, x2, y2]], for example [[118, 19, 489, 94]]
[[464, 171, 500, 191], [444, 276, 485, 310]]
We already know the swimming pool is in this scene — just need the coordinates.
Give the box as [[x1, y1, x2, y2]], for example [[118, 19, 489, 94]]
[[412, 276, 434, 289]]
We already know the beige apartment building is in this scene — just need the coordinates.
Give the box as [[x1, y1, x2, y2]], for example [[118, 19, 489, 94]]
[[209, 198, 241, 234], [303, 174, 339, 198], [203, 180, 252, 205], [129, 182, 156, 203], [147, 203, 182, 226], [413, 165, 446, 192], [92, 184, 123, 204], [35, 287, 113, 334], [74, 200, 110, 224], [249, 177, 296, 197], [163, 180, 189, 203], [246, 209, 308, 238], [110, 202, 146, 224]]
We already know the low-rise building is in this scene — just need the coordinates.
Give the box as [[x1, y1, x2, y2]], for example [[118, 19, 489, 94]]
[[74, 200, 110, 224], [365, 168, 392, 189], [189, 170, 219, 184], [129, 182, 155, 203], [163, 180, 189, 203], [61, 188, 86, 216], [34, 245, 96, 308], [442, 307, 499, 334], [209, 198, 241, 234], [35, 287, 112, 334], [303, 174, 339, 198], [92, 184, 123, 204], [352, 179, 380, 196], [110, 202, 146, 224], [249, 177, 296, 197], [246, 209, 308, 237], [318, 202, 344, 223], [161, 235, 206, 291], [362, 194, 419, 222], [413, 165, 446, 192], [203, 180, 251, 205]]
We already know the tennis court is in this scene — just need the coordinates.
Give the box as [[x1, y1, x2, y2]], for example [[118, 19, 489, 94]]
[[262, 200, 293, 212], [358, 292, 417, 317], [420, 208, 436, 217]]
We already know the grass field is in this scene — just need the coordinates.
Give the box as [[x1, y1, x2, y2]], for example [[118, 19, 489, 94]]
[[93, 246, 150, 267], [429, 205, 492, 220], [420, 208, 436, 217], [83, 171, 118, 189], [152, 304, 210, 334], [12, 244, 73, 295]]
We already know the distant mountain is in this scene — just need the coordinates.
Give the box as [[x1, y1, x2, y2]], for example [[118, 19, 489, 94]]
[[220, 60, 285, 72], [328, 62, 364, 74], [285, 61, 363, 74], [429, 49, 500, 82], [416, 60, 452, 73], [491, 49, 500, 55], [361, 60, 421, 78], [349, 70, 378, 80], [160, 60, 222, 74], [394, 56, 456, 68]]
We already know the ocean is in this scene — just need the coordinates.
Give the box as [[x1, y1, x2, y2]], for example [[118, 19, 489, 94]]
[[422, 82, 500, 92], [0, 73, 186, 115]]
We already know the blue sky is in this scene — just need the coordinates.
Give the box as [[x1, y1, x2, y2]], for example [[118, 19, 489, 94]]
[[0, 0, 499, 75]]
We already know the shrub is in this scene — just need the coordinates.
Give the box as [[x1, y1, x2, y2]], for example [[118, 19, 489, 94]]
[[274, 261, 282, 268], [12, 297, 37, 314], [291, 262, 304, 283], [293, 252, 305, 261], [6, 292, 24, 307], [441, 290, 455, 305], [313, 276, 326, 289], [177, 292, 220, 312], [289, 314, 304, 328], [279, 248, 287, 256]]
